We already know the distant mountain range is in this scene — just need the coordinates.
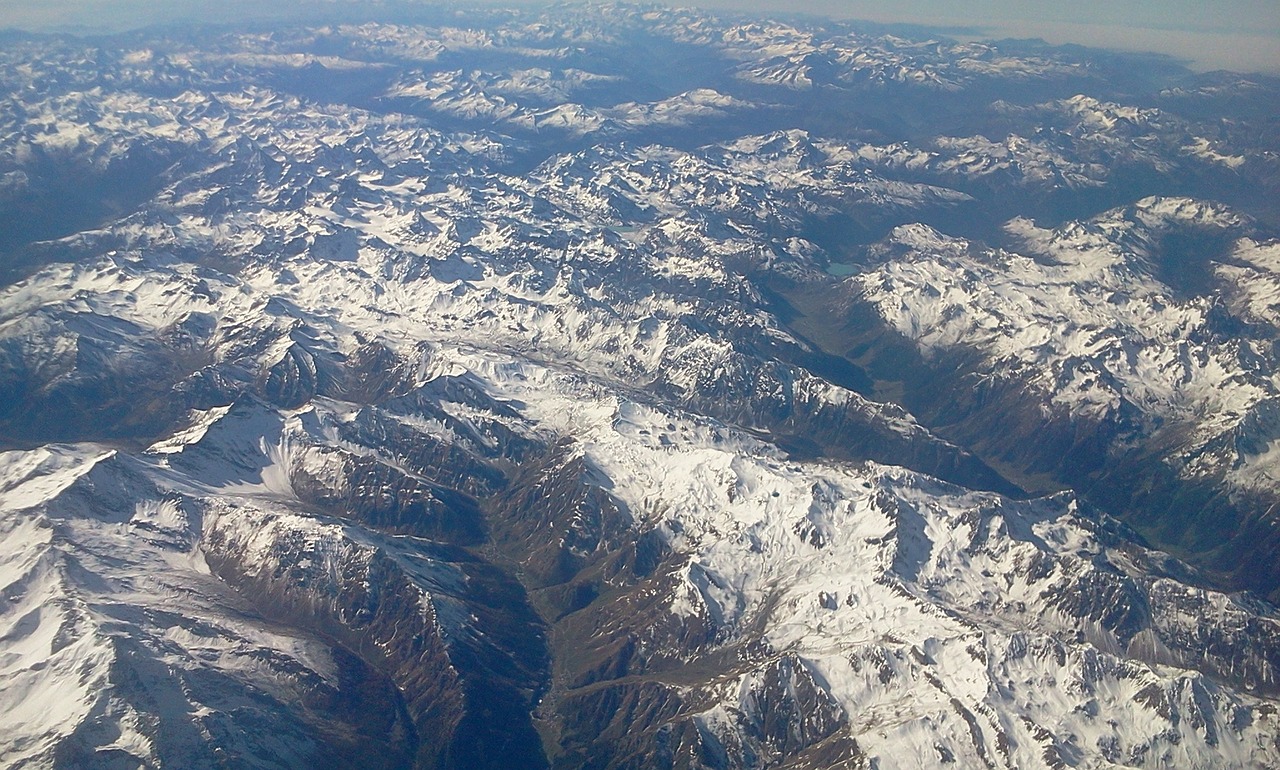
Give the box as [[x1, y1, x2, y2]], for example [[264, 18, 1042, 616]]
[[2, 5, 1279, 768]]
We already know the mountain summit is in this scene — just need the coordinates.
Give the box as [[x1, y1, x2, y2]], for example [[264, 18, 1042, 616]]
[[2, 5, 1280, 768]]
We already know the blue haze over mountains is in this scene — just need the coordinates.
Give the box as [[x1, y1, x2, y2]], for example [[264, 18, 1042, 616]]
[[2, 0, 1280, 72], [2, 1, 1280, 768]]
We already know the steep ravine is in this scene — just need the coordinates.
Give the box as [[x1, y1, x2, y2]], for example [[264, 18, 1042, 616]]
[[770, 268, 1280, 601]]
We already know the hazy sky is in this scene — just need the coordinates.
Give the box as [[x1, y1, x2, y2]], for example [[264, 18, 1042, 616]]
[[3, 0, 1278, 73], [715, 0, 1280, 73]]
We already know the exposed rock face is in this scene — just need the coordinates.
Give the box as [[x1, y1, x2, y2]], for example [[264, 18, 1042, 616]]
[[2, 4, 1280, 769], [836, 203, 1280, 596]]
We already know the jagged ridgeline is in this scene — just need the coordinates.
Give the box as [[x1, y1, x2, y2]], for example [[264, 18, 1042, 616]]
[[2, 4, 1280, 769]]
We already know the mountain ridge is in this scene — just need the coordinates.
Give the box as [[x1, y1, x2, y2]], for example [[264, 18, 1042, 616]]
[[2, 5, 1280, 767]]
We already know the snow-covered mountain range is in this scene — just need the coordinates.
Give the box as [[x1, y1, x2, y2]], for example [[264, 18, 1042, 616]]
[[2, 4, 1280, 768]]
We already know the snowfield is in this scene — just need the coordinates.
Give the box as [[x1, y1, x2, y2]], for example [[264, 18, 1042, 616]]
[[2, 5, 1280, 768]]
